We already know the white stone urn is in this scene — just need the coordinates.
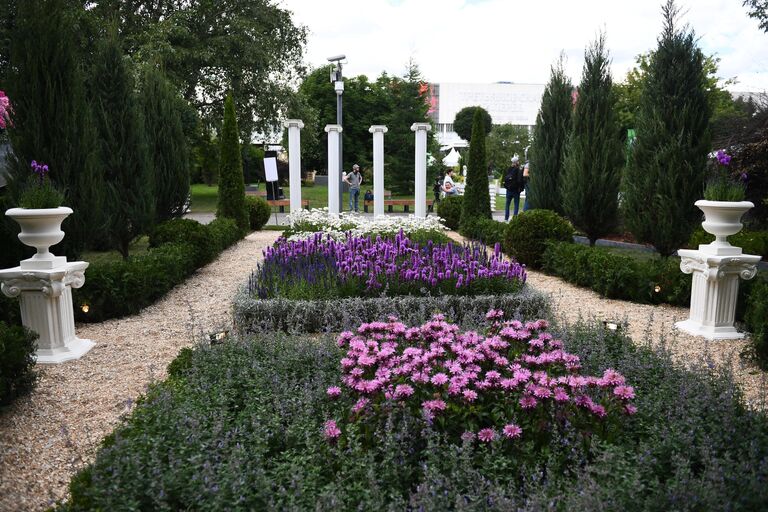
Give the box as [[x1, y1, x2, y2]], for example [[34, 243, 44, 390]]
[[5, 206, 72, 270], [695, 199, 754, 256]]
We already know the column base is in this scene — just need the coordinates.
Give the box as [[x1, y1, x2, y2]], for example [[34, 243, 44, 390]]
[[35, 337, 95, 364], [675, 320, 745, 340]]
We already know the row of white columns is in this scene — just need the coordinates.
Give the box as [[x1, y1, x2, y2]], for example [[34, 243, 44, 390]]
[[284, 120, 432, 217]]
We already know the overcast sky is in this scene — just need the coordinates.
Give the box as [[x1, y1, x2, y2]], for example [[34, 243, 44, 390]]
[[278, 0, 768, 92]]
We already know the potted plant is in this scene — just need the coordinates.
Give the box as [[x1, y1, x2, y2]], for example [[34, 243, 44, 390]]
[[5, 161, 71, 269], [695, 150, 753, 253]]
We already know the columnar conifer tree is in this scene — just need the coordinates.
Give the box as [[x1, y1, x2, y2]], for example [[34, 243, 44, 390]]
[[529, 56, 573, 213], [91, 27, 153, 258], [5, 0, 103, 258], [141, 66, 191, 223], [622, 0, 711, 257], [561, 33, 623, 246], [461, 108, 492, 221], [217, 94, 248, 232]]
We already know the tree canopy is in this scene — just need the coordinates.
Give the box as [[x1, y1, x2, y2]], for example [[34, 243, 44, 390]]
[[486, 124, 531, 172], [87, 0, 308, 140], [453, 106, 492, 142]]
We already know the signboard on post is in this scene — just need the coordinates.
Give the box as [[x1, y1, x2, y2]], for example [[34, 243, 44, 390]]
[[264, 156, 278, 182]]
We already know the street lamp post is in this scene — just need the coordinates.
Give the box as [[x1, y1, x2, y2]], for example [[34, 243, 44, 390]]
[[328, 55, 346, 209]]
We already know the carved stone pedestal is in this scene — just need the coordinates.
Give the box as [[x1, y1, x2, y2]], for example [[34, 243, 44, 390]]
[[676, 247, 761, 340], [0, 261, 94, 363]]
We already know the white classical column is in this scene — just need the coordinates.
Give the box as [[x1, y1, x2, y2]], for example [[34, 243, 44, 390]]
[[325, 124, 343, 215], [675, 246, 761, 339], [0, 261, 94, 363], [411, 123, 431, 218], [369, 125, 388, 217], [284, 119, 304, 213]]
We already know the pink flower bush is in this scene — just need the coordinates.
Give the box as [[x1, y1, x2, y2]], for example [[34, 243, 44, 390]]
[[0, 91, 11, 129], [325, 311, 636, 445]]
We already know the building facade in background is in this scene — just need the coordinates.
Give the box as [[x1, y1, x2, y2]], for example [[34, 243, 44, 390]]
[[426, 82, 546, 148]]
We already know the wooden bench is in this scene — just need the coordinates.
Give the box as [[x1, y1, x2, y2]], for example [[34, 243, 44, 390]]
[[266, 199, 310, 212], [364, 198, 435, 213], [362, 190, 393, 213]]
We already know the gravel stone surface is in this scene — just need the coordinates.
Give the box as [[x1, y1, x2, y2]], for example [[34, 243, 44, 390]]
[[0, 230, 281, 512], [1, 228, 765, 511]]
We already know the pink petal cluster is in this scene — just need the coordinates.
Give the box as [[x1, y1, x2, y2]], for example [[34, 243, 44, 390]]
[[324, 312, 636, 444]]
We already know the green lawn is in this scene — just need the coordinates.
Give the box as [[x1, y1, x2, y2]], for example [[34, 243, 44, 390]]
[[81, 236, 151, 265], [190, 184, 219, 213]]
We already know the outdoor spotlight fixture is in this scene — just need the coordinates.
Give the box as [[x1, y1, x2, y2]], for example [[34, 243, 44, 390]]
[[602, 321, 622, 331], [209, 330, 229, 345]]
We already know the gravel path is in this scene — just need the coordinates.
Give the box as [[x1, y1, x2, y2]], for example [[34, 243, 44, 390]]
[[0, 230, 281, 512], [1, 229, 765, 511]]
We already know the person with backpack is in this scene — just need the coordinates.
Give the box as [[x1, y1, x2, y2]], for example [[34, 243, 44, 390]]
[[503, 155, 524, 220]]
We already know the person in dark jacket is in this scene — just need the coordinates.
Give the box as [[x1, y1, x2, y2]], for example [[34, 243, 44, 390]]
[[503, 156, 524, 220]]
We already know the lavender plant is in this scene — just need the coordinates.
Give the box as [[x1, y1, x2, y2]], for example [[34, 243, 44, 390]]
[[19, 160, 64, 209]]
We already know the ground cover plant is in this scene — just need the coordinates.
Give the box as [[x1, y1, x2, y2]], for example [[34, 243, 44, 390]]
[[59, 314, 768, 510], [249, 231, 526, 300]]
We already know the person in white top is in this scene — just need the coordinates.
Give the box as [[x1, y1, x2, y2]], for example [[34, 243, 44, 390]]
[[442, 169, 458, 196]]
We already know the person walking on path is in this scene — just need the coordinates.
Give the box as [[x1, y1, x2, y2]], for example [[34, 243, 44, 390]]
[[523, 161, 531, 212], [344, 164, 363, 212], [503, 156, 524, 220]]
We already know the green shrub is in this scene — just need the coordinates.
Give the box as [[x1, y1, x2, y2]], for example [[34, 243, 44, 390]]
[[0, 321, 37, 406], [0, 295, 21, 326], [208, 217, 242, 250], [504, 209, 574, 269], [687, 226, 768, 258], [73, 243, 197, 323], [167, 347, 194, 379], [436, 195, 463, 230], [744, 279, 768, 369], [58, 321, 768, 510], [542, 242, 701, 307], [459, 216, 506, 247], [149, 218, 218, 266], [244, 195, 272, 231]]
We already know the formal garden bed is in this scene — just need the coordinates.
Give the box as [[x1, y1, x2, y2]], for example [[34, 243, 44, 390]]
[[57, 313, 768, 510]]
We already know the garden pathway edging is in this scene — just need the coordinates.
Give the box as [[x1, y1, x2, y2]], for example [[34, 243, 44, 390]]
[[0, 230, 281, 512]]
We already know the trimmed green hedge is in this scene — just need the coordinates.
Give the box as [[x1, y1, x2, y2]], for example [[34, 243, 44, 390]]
[[74, 218, 243, 323], [0, 321, 37, 406], [542, 241, 692, 306], [58, 322, 768, 510], [458, 216, 506, 247], [245, 195, 272, 231], [234, 290, 549, 334], [688, 226, 768, 258], [504, 210, 574, 269], [436, 195, 463, 230]]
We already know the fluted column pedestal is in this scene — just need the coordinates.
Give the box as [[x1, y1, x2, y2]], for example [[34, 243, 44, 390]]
[[675, 248, 761, 340], [0, 261, 94, 363]]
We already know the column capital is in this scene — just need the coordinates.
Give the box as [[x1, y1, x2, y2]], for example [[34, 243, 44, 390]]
[[410, 122, 432, 132], [324, 124, 343, 133], [284, 119, 305, 129], [369, 125, 388, 134]]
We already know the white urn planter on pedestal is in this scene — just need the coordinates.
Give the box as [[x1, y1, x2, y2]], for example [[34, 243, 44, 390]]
[[675, 200, 762, 340], [0, 207, 94, 363]]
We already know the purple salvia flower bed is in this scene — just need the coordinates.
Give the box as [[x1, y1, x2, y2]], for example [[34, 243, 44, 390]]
[[250, 230, 526, 299]]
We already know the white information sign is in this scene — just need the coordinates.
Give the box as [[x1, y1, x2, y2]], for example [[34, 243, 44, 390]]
[[264, 157, 278, 182]]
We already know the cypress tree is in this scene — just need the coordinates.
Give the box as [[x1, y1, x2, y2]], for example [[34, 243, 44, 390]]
[[91, 27, 153, 258], [461, 108, 491, 221], [141, 66, 191, 223], [561, 33, 624, 246], [622, 0, 711, 257], [217, 94, 248, 232], [529, 56, 573, 213], [5, 0, 103, 258]]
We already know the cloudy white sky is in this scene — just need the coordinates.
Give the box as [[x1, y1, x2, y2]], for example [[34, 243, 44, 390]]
[[278, 0, 768, 92]]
